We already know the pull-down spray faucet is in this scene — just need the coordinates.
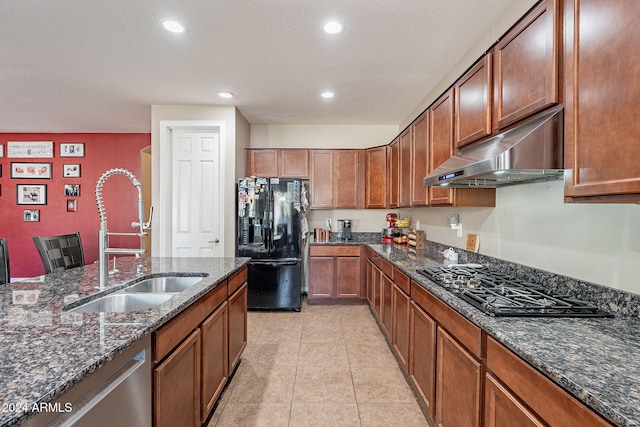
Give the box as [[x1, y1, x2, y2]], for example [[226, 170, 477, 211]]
[[95, 168, 152, 288]]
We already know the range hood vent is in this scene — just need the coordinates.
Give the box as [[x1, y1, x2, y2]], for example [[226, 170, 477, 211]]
[[423, 106, 564, 188]]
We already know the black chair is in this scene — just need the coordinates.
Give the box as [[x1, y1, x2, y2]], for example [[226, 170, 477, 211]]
[[33, 232, 85, 274], [0, 238, 9, 284]]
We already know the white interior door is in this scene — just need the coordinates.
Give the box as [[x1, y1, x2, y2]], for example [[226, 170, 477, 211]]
[[171, 130, 223, 257]]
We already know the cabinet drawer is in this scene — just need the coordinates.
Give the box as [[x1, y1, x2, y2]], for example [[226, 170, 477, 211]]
[[228, 267, 247, 295], [486, 336, 612, 427], [380, 259, 394, 279], [309, 245, 360, 257], [154, 283, 227, 363], [394, 268, 410, 295], [411, 281, 482, 358]]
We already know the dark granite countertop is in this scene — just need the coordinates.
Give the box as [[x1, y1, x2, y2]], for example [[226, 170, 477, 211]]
[[366, 243, 640, 427], [0, 257, 249, 427]]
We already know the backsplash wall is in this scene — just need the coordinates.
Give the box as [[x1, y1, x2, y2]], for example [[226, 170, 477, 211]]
[[402, 180, 640, 295]]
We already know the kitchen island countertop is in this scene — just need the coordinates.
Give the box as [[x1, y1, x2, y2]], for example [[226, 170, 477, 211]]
[[0, 256, 249, 426], [367, 243, 640, 427]]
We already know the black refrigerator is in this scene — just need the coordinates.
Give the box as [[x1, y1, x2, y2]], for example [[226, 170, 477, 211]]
[[237, 177, 303, 311]]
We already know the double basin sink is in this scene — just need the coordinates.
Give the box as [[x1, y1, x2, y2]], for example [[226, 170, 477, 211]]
[[67, 275, 207, 313]]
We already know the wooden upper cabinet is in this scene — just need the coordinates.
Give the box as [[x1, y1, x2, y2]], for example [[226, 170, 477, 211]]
[[399, 128, 412, 207], [247, 149, 278, 177], [411, 112, 429, 206], [246, 149, 309, 178], [428, 89, 455, 205], [455, 54, 493, 148], [366, 146, 388, 209], [334, 150, 363, 209], [310, 150, 334, 208], [280, 150, 309, 178], [389, 138, 400, 208], [564, 0, 640, 202], [493, 0, 559, 129]]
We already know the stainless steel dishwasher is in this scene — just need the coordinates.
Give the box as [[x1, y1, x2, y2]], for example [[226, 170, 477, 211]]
[[25, 335, 151, 427]]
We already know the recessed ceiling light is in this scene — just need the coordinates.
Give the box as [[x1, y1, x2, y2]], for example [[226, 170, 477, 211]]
[[323, 21, 343, 35], [321, 91, 335, 99], [162, 19, 186, 34], [218, 91, 234, 99]]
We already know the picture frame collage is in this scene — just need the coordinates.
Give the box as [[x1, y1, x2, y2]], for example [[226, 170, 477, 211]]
[[0, 141, 85, 222]]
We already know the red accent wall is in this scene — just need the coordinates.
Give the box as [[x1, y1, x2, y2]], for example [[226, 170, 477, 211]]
[[0, 133, 151, 278]]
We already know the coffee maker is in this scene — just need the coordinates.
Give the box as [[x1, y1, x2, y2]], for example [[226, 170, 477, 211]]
[[337, 219, 352, 240]]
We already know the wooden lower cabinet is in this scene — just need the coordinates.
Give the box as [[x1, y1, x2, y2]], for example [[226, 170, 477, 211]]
[[308, 245, 362, 302], [153, 267, 248, 426], [409, 300, 437, 418], [200, 302, 228, 423], [154, 330, 201, 427], [391, 283, 410, 369], [436, 327, 482, 427], [228, 282, 247, 374], [485, 374, 545, 427], [380, 272, 393, 337]]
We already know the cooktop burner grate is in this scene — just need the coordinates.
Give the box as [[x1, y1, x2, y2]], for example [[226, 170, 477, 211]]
[[417, 266, 613, 318]]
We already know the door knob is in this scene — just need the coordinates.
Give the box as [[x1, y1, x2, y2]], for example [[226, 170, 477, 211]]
[[209, 239, 220, 243]]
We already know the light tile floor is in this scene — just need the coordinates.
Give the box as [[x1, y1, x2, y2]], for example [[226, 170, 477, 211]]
[[208, 300, 429, 426]]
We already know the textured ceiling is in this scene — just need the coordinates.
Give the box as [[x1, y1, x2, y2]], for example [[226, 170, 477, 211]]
[[0, 0, 518, 132]]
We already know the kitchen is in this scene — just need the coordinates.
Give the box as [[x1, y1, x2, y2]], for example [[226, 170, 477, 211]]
[[1, 0, 639, 426]]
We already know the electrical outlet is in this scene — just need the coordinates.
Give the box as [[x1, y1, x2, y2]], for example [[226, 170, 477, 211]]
[[326, 218, 331, 228]]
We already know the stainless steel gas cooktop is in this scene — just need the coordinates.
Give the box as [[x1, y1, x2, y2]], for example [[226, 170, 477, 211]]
[[417, 266, 613, 318]]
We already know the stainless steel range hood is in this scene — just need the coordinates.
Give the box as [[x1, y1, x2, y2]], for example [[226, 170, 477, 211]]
[[423, 106, 564, 188]]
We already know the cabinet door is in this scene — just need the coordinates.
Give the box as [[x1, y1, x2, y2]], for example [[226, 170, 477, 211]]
[[366, 146, 388, 208], [201, 302, 228, 422], [389, 139, 400, 208], [380, 273, 393, 338], [399, 128, 412, 207], [485, 374, 545, 427], [410, 301, 437, 418], [310, 150, 334, 208], [564, 0, 640, 201], [366, 260, 374, 306], [493, 0, 559, 129], [455, 54, 492, 148], [247, 149, 278, 177], [411, 112, 428, 206], [228, 283, 247, 373], [334, 150, 361, 209], [392, 284, 410, 369], [336, 256, 361, 299], [280, 150, 309, 178], [372, 265, 382, 320], [308, 256, 335, 299], [429, 89, 455, 206], [154, 329, 201, 427], [436, 327, 482, 427]]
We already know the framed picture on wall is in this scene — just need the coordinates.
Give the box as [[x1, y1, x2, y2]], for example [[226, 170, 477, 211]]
[[64, 184, 80, 197], [23, 209, 40, 222], [17, 184, 47, 205], [60, 143, 85, 157], [66, 199, 78, 212], [62, 164, 81, 178], [10, 162, 52, 179]]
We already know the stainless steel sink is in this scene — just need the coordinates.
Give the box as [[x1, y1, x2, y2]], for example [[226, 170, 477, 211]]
[[69, 293, 173, 313], [124, 276, 204, 293]]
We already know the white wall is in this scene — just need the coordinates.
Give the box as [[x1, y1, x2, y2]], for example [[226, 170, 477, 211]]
[[401, 181, 640, 294], [151, 105, 248, 257], [250, 124, 398, 149]]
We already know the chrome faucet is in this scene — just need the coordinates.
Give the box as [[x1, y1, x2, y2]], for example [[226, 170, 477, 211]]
[[95, 168, 152, 288]]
